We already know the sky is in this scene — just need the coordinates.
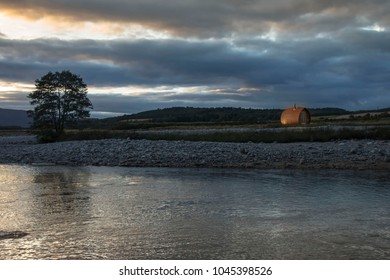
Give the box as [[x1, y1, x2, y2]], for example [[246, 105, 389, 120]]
[[0, 0, 389, 117]]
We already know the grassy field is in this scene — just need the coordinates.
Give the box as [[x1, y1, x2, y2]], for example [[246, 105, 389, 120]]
[[53, 125, 390, 143], [3, 114, 390, 143], [0, 129, 31, 136]]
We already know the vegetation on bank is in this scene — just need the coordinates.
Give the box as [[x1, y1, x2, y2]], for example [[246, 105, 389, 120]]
[[80, 107, 352, 129], [54, 126, 390, 143], [72, 106, 390, 132], [3, 106, 389, 143]]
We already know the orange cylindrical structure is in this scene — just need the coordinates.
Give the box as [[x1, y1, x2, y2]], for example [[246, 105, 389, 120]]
[[281, 106, 311, 125]]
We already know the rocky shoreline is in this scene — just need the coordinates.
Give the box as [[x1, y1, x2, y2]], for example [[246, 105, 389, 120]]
[[0, 135, 389, 170]]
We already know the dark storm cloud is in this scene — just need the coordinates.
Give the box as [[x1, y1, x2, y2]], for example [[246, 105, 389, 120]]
[[0, 37, 302, 87], [1, 24, 390, 111], [1, 0, 389, 37]]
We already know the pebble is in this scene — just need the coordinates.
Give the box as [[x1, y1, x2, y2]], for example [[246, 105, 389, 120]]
[[0, 135, 389, 170]]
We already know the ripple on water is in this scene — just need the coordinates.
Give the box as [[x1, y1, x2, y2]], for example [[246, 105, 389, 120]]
[[0, 165, 390, 259]]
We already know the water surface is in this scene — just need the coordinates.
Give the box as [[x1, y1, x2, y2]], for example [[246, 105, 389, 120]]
[[0, 165, 389, 259]]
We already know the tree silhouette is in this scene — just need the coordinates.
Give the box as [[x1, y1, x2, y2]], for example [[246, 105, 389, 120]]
[[28, 70, 93, 135]]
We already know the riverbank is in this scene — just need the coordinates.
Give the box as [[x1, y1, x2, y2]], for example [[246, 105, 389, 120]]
[[0, 135, 389, 170]]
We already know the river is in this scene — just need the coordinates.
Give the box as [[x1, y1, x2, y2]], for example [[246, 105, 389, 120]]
[[0, 165, 389, 259]]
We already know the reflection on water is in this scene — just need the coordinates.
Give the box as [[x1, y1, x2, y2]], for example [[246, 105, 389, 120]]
[[0, 165, 389, 259]]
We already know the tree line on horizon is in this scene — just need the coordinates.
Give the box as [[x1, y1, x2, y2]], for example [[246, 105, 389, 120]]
[[83, 106, 389, 130], [104, 106, 349, 124]]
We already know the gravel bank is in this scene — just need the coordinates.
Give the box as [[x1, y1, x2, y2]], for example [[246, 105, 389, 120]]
[[0, 135, 389, 170]]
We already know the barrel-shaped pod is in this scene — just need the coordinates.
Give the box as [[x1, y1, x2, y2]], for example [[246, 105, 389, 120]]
[[281, 106, 311, 125]]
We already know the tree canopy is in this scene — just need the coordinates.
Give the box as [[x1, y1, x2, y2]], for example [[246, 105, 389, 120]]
[[28, 70, 93, 134]]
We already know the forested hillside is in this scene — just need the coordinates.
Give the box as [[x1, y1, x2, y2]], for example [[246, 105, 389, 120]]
[[106, 107, 349, 123]]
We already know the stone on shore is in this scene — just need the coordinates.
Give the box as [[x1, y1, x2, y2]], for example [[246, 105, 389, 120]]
[[0, 135, 389, 170]]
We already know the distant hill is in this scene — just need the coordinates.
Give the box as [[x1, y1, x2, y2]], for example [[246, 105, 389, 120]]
[[77, 106, 390, 129], [113, 107, 349, 123], [0, 108, 31, 128], [79, 106, 350, 129], [124, 107, 283, 122]]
